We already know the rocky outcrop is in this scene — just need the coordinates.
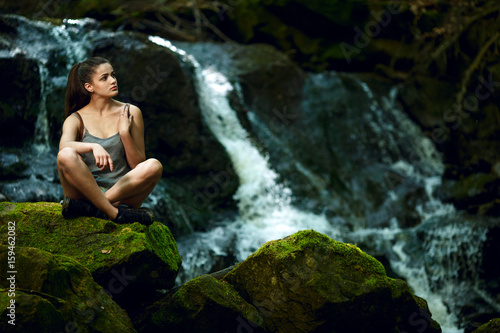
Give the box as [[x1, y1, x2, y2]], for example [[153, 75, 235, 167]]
[[473, 318, 500, 333], [0, 202, 181, 310], [0, 246, 136, 333], [136, 274, 265, 333], [141, 230, 441, 333], [224, 230, 441, 333], [0, 55, 41, 147]]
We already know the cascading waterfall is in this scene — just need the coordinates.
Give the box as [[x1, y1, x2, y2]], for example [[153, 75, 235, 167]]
[[33, 64, 50, 149], [2, 15, 497, 331], [149, 36, 336, 260], [0, 16, 110, 200], [8, 16, 97, 150], [147, 37, 482, 332]]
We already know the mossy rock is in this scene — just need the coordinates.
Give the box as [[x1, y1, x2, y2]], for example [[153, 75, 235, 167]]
[[442, 173, 497, 200], [473, 318, 500, 333], [0, 246, 135, 332], [138, 274, 265, 332], [223, 230, 441, 333], [0, 202, 181, 310]]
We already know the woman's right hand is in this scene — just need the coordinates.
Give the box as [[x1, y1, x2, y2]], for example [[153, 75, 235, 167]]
[[92, 144, 114, 171]]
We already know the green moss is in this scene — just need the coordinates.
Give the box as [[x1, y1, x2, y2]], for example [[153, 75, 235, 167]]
[[473, 318, 500, 333], [148, 274, 264, 332], [146, 222, 182, 271], [1, 246, 136, 332], [250, 230, 386, 277], [0, 202, 181, 294], [442, 173, 497, 200], [223, 230, 440, 332]]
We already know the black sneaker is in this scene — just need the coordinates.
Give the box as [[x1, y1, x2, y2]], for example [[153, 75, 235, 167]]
[[114, 206, 154, 226], [61, 197, 107, 219]]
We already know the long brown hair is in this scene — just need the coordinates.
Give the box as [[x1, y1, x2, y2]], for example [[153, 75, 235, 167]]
[[64, 57, 111, 118]]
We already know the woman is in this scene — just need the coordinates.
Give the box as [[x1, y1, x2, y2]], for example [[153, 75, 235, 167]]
[[57, 57, 163, 225]]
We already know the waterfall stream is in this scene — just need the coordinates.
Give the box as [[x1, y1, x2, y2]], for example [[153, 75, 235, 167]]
[[1, 15, 498, 332], [148, 36, 476, 332]]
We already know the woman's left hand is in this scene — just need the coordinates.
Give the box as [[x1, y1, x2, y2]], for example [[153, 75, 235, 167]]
[[118, 105, 133, 135]]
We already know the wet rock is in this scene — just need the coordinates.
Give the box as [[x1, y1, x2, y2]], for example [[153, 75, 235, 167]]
[[223, 230, 441, 333], [440, 172, 500, 216], [481, 224, 500, 308], [232, 53, 440, 226], [0, 202, 182, 311], [0, 246, 136, 333], [0, 55, 41, 147], [136, 274, 265, 333], [405, 214, 500, 330], [0, 151, 27, 181], [0, 179, 63, 203], [472, 318, 500, 333]]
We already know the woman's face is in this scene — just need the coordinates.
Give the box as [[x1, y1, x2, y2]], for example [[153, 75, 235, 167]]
[[85, 62, 118, 98]]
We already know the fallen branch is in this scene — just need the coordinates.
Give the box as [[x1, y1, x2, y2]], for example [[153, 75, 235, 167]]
[[430, 1, 500, 61], [455, 31, 500, 108]]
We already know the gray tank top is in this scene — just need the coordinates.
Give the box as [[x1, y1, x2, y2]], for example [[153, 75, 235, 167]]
[[73, 107, 131, 190]]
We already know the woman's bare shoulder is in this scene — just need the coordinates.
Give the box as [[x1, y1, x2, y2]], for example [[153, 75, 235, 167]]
[[126, 103, 143, 116], [63, 112, 80, 126]]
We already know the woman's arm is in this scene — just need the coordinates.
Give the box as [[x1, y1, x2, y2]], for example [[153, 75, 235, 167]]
[[118, 104, 146, 169], [59, 115, 114, 171], [59, 115, 94, 153]]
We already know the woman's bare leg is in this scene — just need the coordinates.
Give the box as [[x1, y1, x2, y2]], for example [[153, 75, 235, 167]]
[[57, 147, 118, 219], [104, 159, 163, 209]]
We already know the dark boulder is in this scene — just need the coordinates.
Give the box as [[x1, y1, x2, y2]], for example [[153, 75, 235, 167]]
[[0, 202, 182, 311], [0, 55, 41, 147], [136, 274, 265, 333], [223, 230, 441, 333], [0, 246, 136, 332]]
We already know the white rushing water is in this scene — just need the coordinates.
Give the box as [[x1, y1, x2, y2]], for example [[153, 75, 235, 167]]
[[2, 13, 493, 330], [148, 36, 470, 331], [5, 15, 101, 150], [149, 36, 336, 257]]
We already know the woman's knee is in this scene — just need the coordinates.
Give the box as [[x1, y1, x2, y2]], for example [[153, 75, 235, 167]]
[[142, 158, 163, 181], [57, 147, 80, 168]]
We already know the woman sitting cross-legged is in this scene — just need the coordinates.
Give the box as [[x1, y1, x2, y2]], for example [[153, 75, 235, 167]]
[[57, 57, 163, 225]]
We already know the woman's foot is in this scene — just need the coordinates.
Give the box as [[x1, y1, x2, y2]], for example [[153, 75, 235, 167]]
[[61, 197, 107, 219], [113, 206, 154, 226]]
